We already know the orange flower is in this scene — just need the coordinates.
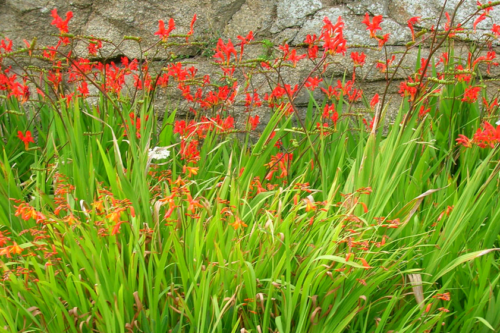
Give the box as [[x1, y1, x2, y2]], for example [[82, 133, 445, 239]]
[[230, 216, 247, 230], [14, 202, 37, 221], [183, 165, 199, 178], [433, 292, 451, 301], [111, 221, 127, 235], [9, 242, 23, 255], [185, 194, 203, 213], [358, 257, 372, 269], [64, 214, 79, 226], [106, 207, 126, 223], [303, 196, 317, 212]]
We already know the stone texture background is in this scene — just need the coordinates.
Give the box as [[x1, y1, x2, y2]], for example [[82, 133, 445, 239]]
[[3, 0, 497, 51], [1, 0, 499, 122]]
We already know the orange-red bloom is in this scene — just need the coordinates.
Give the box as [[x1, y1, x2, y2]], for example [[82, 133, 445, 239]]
[[362, 13, 383, 38], [17, 130, 35, 150], [350, 52, 366, 67], [230, 216, 248, 230], [456, 134, 472, 148], [407, 17, 421, 41], [462, 86, 481, 103], [248, 115, 260, 130], [155, 18, 176, 42], [186, 14, 197, 41]]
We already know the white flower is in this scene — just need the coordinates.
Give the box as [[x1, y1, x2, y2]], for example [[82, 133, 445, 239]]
[[496, 120, 500, 126], [148, 146, 171, 160]]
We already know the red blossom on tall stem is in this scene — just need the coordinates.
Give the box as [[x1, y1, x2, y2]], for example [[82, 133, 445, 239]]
[[155, 18, 176, 42], [474, 1, 493, 32], [362, 13, 383, 38], [186, 14, 197, 41], [88, 37, 102, 56], [462, 86, 481, 103], [456, 134, 472, 148], [18, 130, 35, 150], [418, 105, 430, 119], [444, 12, 463, 37], [492, 24, 500, 37], [471, 122, 500, 148], [213, 38, 237, 65], [376, 33, 390, 47], [350, 52, 366, 67], [305, 77, 323, 90], [370, 93, 379, 108], [248, 115, 260, 130], [237, 31, 254, 61], [51, 9, 72, 34], [50, 9, 73, 44], [321, 16, 347, 55], [0, 37, 13, 54], [407, 16, 420, 41]]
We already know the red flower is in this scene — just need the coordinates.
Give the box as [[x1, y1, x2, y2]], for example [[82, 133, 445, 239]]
[[321, 17, 347, 55], [472, 122, 500, 148], [407, 16, 421, 41], [331, 111, 339, 128], [111, 221, 127, 235], [437, 52, 449, 66], [473, 2, 492, 32], [284, 49, 306, 67], [304, 34, 319, 59], [213, 38, 237, 65], [362, 13, 383, 38], [237, 31, 254, 60], [376, 33, 390, 47], [88, 37, 102, 56], [473, 12, 487, 32], [322, 103, 336, 118], [50, 9, 73, 44], [77, 81, 89, 97], [50, 9, 72, 34], [399, 77, 418, 100], [155, 18, 176, 42], [350, 52, 366, 67], [186, 14, 197, 41], [305, 76, 323, 90], [455, 65, 471, 83], [174, 120, 187, 136], [483, 97, 498, 115], [17, 130, 35, 150], [456, 134, 472, 148], [444, 12, 463, 37], [321, 85, 340, 100], [433, 292, 451, 301], [0, 37, 13, 53], [418, 105, 430, 119], [222, 116, 234, 131], [248, 115, 260, 130], [492, 24, 500, 37], [370, 93, 379, 108], [462, 86, 481, 103]]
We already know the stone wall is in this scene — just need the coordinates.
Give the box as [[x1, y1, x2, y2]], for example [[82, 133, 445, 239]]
[[1, 0, 499, 121], [2, 0, 497, 51]]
